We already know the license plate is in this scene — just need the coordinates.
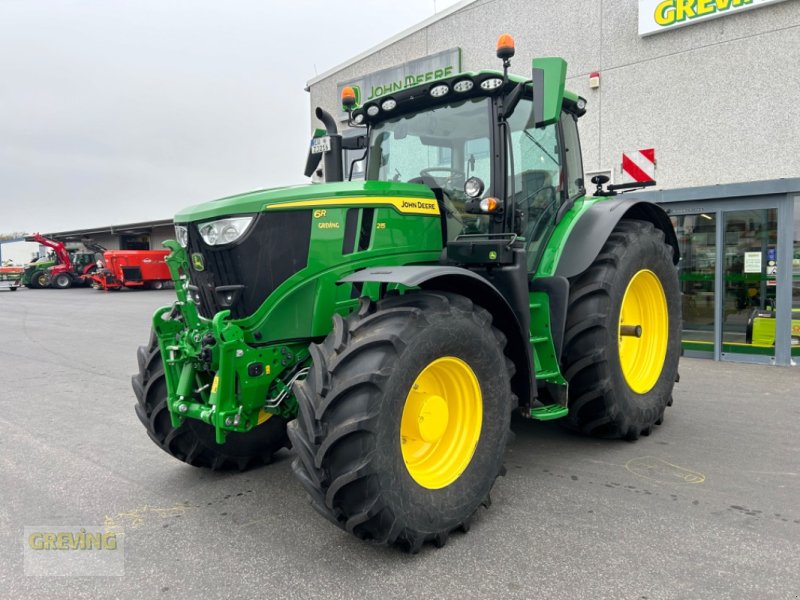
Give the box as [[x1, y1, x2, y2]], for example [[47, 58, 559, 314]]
[[310, 136, 331, 154]]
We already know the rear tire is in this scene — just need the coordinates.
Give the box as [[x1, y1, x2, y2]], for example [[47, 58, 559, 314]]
[[288, 291, 514, 552], [132, 330, 289, 470], [561, 219, 680, 440], [53, 273, 72, 289]]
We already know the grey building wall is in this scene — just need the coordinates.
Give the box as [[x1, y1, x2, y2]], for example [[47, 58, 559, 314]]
[[151, 226, 175, 251], [81, 234, 121, 251], [64, 225, 174, 253], [308, 0, 800, 189]]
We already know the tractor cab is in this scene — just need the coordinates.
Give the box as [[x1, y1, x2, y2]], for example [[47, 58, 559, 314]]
[[308, 38, 588, 281]]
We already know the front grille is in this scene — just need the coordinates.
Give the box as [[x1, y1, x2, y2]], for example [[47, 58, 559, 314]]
[[185, 211, 312, 319]]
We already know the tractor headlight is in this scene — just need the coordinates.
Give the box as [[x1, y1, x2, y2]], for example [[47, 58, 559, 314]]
[[197, 216, 254, 247], [174, 225, 189, 248], [464, 177, 485, 198]]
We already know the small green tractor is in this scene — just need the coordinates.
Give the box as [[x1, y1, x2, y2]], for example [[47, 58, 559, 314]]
[[21, 257, 56, 289], [134, 36, 681, 552]]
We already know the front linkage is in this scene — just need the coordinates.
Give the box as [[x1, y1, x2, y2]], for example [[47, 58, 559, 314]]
[[152, 241, 308, 444]]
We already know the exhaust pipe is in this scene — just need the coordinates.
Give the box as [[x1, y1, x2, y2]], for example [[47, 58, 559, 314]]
[[315, 107, 343, 183]]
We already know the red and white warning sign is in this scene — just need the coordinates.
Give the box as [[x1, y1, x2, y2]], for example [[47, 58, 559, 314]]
[[621, 148, 656, 184]]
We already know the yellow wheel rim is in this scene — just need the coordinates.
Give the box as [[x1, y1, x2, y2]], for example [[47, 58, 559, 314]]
[[618, 269, 669, 394], [400, 357, 482, 490]]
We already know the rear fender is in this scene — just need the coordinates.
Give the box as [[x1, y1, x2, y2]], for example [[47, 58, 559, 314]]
[[340, 266, 533, 408], [555, 199, 679, 279]]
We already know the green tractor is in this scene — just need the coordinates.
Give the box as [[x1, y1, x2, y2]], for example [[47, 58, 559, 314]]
[[21, 257, 56, 289], [133, 36, 681, 552]]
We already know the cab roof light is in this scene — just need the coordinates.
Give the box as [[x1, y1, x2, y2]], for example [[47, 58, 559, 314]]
[[480, 77, 503, 91], [430, 84, 449, 98]]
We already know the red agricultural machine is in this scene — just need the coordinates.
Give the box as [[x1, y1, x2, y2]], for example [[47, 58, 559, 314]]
[[86, 249, 171, 290], [24, 233, 99, 289]]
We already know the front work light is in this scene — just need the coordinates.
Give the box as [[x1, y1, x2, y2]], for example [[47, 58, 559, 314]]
[[174, 225, 189, 248], [197, 216, 254, 247]]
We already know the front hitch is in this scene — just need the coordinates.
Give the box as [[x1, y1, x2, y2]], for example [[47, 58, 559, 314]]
[[153, 240, 311, 444]]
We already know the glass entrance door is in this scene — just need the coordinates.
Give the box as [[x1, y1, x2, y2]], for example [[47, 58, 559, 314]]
[[721, 208, 778, 360], [672, 212, 717, 356]]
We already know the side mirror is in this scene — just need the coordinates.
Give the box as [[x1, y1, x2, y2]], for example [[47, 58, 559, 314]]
[[530, 57, 566, 128]]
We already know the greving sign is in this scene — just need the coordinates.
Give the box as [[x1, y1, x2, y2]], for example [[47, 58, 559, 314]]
[[639, 0, 789, 36]]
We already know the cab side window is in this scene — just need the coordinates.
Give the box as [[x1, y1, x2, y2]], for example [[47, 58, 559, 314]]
[[507, 99, 563, 271], [560, 112, 585, 199]]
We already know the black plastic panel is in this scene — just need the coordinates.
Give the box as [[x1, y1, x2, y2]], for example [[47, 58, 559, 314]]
[[121, 266, 142, 282], [185, 211, 312, 319]]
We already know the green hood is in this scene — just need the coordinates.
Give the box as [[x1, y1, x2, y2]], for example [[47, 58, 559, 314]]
[[174, 181, 434, 223]]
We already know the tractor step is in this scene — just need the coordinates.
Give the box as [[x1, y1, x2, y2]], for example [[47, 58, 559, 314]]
[[527, 404, 569, 421]]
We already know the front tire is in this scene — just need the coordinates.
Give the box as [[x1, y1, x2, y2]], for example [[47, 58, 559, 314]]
[[561, 219, 681, 440], [131, 331, 289, 470], [288, 291, 514, 552], [29, 272, 47, 289]]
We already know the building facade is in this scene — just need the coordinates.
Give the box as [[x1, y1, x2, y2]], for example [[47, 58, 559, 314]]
[[306, 0, 800, 364]]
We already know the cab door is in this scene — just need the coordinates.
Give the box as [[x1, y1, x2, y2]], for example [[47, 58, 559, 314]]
[[504, 102, 585, 274]]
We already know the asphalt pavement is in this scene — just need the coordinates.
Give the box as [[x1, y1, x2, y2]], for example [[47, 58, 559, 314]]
[[1, 286, 799, 599]]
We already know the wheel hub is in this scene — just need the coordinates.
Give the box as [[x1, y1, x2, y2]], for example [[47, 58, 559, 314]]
[[411, 394, 449, 443], [400, 356, 482, 490], [618, 269, 669, 394]]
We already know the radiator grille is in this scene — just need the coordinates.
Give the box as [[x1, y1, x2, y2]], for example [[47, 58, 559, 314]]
[[184, 211, 312, 319]]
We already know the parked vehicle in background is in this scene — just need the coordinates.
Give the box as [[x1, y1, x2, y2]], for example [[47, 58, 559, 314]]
[[0, 266, 22, 291], [20, 235, 62, 289], [22, 234, 95, 289], [86, 249, 171, 290]]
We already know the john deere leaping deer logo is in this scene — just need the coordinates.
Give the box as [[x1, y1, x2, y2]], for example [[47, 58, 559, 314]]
[[191, 253, 205, 272]]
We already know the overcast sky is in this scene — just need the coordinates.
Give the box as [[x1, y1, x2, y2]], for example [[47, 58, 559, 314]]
[[0, 0, 464, 234]]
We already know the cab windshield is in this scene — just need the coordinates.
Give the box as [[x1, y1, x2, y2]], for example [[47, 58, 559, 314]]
[[366, 98, 493, 240]]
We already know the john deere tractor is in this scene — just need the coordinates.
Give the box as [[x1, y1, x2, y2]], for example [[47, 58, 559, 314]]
[[133, 36, 681, 552]]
